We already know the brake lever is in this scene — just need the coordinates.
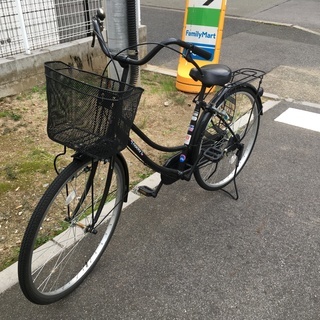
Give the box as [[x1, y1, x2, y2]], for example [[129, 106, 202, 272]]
[[184, 49, 203, 76], [91, 9, 105, 48]]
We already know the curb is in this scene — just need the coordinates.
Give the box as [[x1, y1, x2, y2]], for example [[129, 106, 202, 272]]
[[226, 16, 320, 36], [144, 65, 320, 110], [263, 92, 320, 110]]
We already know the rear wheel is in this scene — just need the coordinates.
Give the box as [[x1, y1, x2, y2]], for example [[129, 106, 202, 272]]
[[194, 86, 260, 190], [18, 156, 125, 304]]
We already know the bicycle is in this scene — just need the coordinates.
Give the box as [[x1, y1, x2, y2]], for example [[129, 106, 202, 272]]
[[18, 9, 265, 305]]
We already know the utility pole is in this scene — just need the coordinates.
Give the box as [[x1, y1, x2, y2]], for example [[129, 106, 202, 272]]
[[105, 0, 129, 80]]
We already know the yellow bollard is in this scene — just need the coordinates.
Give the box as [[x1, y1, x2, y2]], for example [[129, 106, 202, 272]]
[[176, 0, 227, 93]]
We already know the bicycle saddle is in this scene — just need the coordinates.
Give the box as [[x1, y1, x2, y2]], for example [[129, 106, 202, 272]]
[[189, 64, 232, 87]]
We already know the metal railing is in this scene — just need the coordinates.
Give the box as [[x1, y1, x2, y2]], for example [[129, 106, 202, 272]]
[[0, 0, 102, 58]]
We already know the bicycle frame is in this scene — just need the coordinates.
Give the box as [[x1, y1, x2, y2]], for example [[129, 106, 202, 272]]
[[127, 113, 197, 182], [125, 81, 228, 184]]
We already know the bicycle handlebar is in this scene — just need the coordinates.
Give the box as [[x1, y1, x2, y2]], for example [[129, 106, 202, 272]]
[[91, 9, 212, 66]]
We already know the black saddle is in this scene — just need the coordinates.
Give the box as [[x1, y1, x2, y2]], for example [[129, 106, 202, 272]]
[[189, 64, 232, 87]]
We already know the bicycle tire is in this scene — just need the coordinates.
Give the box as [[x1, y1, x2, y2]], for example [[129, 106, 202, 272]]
[[18, 156, 125, 304], [194, 85, 261, 190]]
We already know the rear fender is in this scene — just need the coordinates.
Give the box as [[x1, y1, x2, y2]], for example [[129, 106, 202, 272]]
[[241, 82, 264, 115]]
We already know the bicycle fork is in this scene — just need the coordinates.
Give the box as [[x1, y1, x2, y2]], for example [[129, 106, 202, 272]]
[[65, 158, 116, 235]]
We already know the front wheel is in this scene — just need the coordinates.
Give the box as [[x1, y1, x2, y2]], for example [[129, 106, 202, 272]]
[[194, 86, 261, 190], [18, 156, 125, 304]]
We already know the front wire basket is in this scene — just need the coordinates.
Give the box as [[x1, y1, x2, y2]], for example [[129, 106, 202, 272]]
[[45, 61, 144, 159]]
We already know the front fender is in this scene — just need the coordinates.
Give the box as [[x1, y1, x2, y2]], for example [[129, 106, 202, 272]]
[[117, 153, 130, 202]]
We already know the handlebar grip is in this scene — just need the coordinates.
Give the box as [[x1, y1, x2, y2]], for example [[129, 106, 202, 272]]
[[92, 16, 111, 58], [175, 39, 211, 60], [96, 8, 105, 21], [190, 45, 212, 60]]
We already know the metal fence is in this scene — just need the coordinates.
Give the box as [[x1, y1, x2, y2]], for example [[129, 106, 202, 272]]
[[0, 0, 102, 58]]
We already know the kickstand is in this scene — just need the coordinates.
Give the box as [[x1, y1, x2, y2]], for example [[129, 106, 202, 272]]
[[220, 169, 239, 200], [220, 145, 243, 200]]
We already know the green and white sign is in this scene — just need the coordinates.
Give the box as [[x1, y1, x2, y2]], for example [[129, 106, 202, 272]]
[[184, 0, 224, 61], [177, 0, 227, 92]]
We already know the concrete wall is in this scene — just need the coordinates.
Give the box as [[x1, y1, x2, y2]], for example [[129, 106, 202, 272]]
[[0, 38, 106, 98], [0, 26, 147, 98]]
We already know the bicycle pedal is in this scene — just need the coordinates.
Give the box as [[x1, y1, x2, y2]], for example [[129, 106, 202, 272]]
[[138, 183, 162, 198], [203, 146, 223, 162]]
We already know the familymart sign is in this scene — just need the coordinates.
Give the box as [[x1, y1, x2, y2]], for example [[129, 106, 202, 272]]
[[184, 0, 224, 60], [176, 0, 227, 92]]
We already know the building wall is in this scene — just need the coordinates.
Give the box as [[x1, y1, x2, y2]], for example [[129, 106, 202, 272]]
[[0, 38, 105, 98]]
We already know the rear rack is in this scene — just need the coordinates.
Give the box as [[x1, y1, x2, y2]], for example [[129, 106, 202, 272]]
[[230, 68, 266, 87]]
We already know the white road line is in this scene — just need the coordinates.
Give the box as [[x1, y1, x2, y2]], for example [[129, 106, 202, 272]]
[[275, 108, 320, 133]]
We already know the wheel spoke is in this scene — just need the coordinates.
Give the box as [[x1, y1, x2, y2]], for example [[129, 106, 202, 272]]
[[195, 87, 260, 190]]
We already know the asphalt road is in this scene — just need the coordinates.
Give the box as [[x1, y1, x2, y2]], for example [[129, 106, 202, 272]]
[[0, 1, 319, 319], [141, 0, 320, 34]]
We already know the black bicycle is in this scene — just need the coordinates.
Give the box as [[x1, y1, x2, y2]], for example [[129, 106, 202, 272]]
[[18, 9, 265, 304]]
